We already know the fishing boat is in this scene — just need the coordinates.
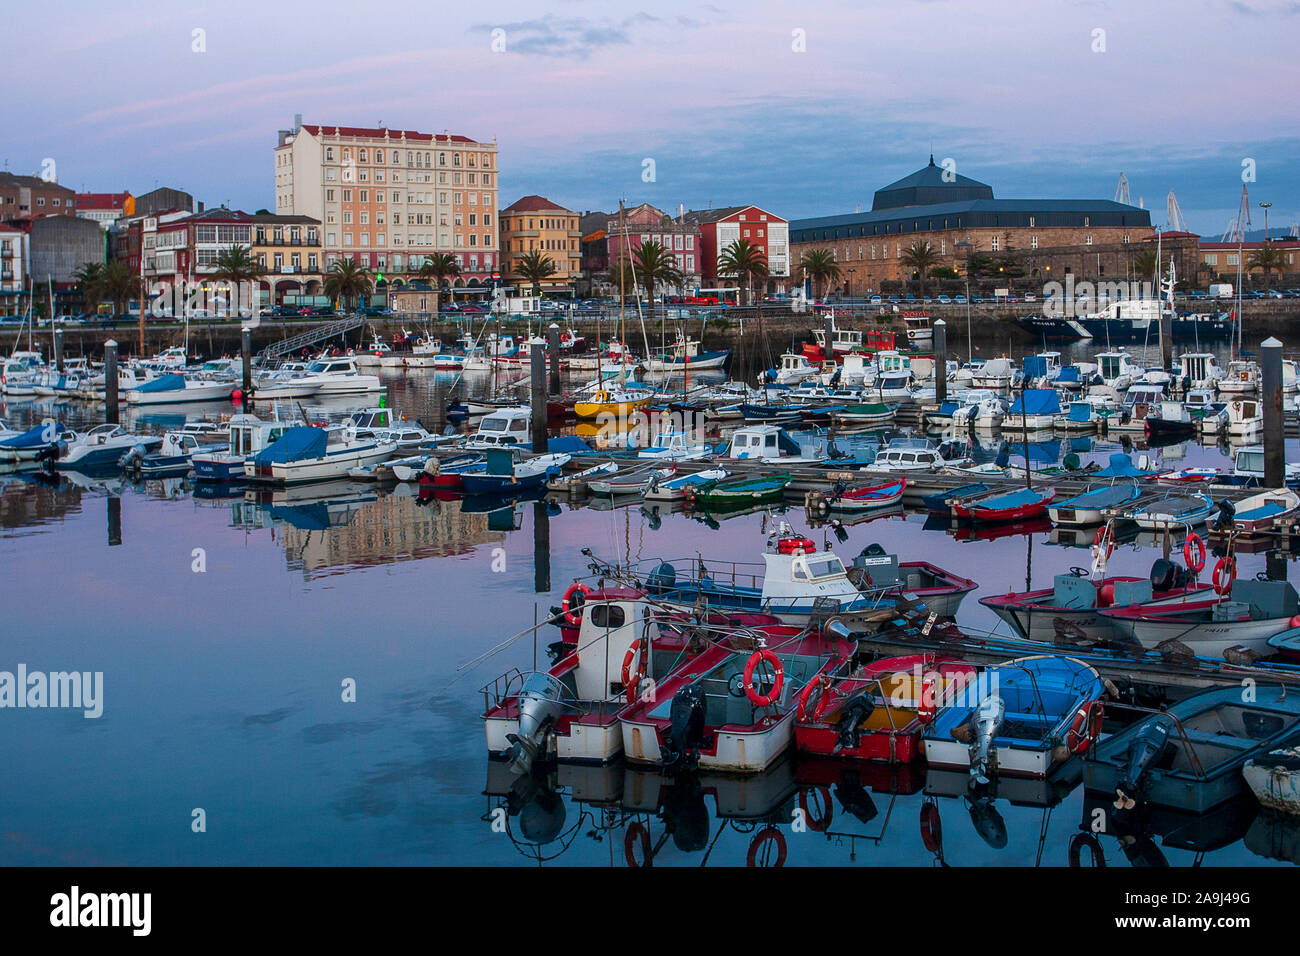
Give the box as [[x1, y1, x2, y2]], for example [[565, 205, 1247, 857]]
[[1130, 492, 1215, 531], [922, 655, 1106, 781], [1054, 400, 1101, 433], [459, 448, 571, 494], [588, 465, 676, 497], [1218, 488, 1300, 534], [1218, 359, 1260, 394], [1002, 389, 1061, 431], [1047, 480, 1142, 526], [1144, 400, 1197, 441], [1243, 747, 1300, 815], [684, 472, 792, 510], [643, 468, 727, 502], [56, 424, 162, 470], [1100, 578, 1300, 658], [1085, 685, 1300, 812], [244, 424, 397, 485], [950, 485, 1056, 523], [794, 654, 978, 763], [618, 624, 840, 773], [981, 559, 1217, 646], [822, 477, 906, 514], [192, 415, 296, 481], [1226, 398, 1263, 438], [573, 387, 655, 420]]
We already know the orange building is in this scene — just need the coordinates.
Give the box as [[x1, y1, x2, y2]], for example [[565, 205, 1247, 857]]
[[498, 196, 581, 292]]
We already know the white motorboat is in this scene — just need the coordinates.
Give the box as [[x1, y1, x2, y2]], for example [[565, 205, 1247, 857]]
[[244, 424, 396, 484]]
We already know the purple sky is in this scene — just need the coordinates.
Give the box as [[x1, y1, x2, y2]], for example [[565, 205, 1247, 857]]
[[8, 0, 1298, 235]]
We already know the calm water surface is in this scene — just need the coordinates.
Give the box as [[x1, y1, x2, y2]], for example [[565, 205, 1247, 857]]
[[1, 365, 1297, 868]]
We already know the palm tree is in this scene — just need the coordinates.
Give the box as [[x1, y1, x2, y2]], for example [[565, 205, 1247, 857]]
[[416, 252, 461, 290], [211, 245, 264, 283], [96, 261, 137, 316], [717, 238, 769, 306], [323, 258, 374, 313], [605, 257, 638, 302], [632, 240, 683, 308], [1131, 248, 1159, 283], [74, 262, 105, 312], [901, 240, 941, 298], [798, 248, 841, 300], [513, 250, 557, 296], [1248, 244, 1286, 293]]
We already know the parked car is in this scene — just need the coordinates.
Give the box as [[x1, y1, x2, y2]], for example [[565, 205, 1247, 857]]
[[869, 295, 882, 305], [970, 294, 985, 304], [953, 295, 966, 304]]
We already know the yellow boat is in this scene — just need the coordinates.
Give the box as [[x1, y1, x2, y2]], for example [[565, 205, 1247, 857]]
[[573, 388, 655, 420]]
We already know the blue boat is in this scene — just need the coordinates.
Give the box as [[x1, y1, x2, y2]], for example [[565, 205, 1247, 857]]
[[922, 656, 1106, 781], [1048, 480, 1142, 526], [1085, 684, 1300, 812], [0, 422, 70, 462], [458, 448, 571, 495]]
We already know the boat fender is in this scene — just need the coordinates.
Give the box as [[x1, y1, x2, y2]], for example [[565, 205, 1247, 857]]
[[797, 787, 833, 833], [745, 826, 787, 868], [561, 582, 592, 627], [1212, 555, 1237, 596], [621, 639, 648, 705], [1183, 533, 1206, 575], [1065, 700, 1104, 755], [1068, 833, 1106, 868], [919, 801, 943, 854], [743, 649, 785, 708], [1097, 583, 1116, 608], [796, 674, 831, 723], [1290, 615, 1300, 630]]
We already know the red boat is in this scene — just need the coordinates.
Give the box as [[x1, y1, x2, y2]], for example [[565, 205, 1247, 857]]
[[794, 654, 977, 763], [951, 485, 1056, 523], [800, 327, 897, 365], [553, 582, 782, 645], [826, 477, 907, 513]]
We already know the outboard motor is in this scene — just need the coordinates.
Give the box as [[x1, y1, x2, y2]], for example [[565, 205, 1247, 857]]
[[1149, 558, 1182, 593], [833, 693, 876, 752], [646, 561, 676, 595], [504, 672, 569, 776], [965, 794, 1009, 849], [661, 682, 708, 770], [1214, 498, 1235, 530], [968, 695, 1006, 786], [1115, 716, 1173, 810]]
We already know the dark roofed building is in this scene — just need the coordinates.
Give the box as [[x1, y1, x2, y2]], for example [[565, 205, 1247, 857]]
[[871, 155, 995, 210]]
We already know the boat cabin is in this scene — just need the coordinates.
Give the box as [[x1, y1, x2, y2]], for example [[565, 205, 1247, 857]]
[[572, 590, 661, 701], [728, 424, 803, 460], [469, 406, 531, 447], [347, 407, 395, 432]]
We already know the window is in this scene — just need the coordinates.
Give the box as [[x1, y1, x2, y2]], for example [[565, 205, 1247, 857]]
[[326, 147, 334, 160], [1030, 236, 1038, 249], [991, 236, 1000, 252], [343, 189, 352, 203], [589, 605, 625, 629]]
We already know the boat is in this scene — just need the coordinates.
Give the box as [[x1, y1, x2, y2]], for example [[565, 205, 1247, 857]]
[[55, 424, 162, 470], [281, 357, 383, 395], [1218, 359, 1260, 395], [1130, 492, 1214, 531], [794, 654, 977, 763], [588, 465, 676, 497], [123, 372, 238, 405], [1085, 684, 1300, 812], [1047, 480, 1142, 526], [573, 387, 655, 420], [1225, 398, 1263, 438], [244, 424, 397, 485], [1218, 488, 1300, 534], [546, 460, 619, 493], [409, 453, 486, 487], [1144, 400, 1197, 441], [459, 448, 571, 495], [464, 406, 531, 448], [123, 431, 221, 478], [1054, 400, 1101, 433], [192, 415, 297, 481], [634, 430, 713, 461], [684, 472, 792, 510], [922, 655, 1106, 781], [726, 424, 821, 463], [1243, 747, 1300, 815], [863, 437, 973, 472], [0, 421, 70, 462], [1100, 578, 1300, 658], [765, 352, 820, 386], [920, 482, 989, 514], [1002, 389, 1061, 431], [832, 402, 896, 427], [902, 312, 933, 348], [643, 335, 730, 372], [950, 485, 1056, 523], [643, 468, 727, 502], [821, 477, 907, 514]]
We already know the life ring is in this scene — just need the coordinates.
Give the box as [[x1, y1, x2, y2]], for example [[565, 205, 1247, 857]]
[[796, 674, 831, 723], [561, 582, 592, 627], [1065, 700, 1104, 755], [1212, 555, 1236, 596], [798, 786, 833, 833], [920, 801, 943, 853], [560, 332, 571, 343], [624, 822, 652, 868], [743, 649, 785, 707], [1092, 524, 1115, 561], [621, 639, 648, 704], [1068, 832, 1106, 868], [1183, 533, 1206, 575], [745, 826, 787, 867]]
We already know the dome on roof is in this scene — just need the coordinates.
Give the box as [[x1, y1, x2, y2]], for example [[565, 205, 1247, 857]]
[[872, 155, 995, 211]]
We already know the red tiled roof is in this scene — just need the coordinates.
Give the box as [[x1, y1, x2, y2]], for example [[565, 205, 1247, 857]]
[[502, 195, 572, 214], [298, 125, 482, 144], [76, 192, 131, 210]]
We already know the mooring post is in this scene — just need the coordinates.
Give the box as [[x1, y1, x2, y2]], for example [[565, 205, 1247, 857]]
[[241, 325, 252, 405], [824, 312, 834, 363], [934, 319, 947, 404], [104, 339, 119, 425], [548, 322, 561, 396], [107, 496, 122, 547], [534, 499, 551, 595], [53, 328, 64, 372], [530, 346, 548, 452], [1261, 336, 1284, 488]]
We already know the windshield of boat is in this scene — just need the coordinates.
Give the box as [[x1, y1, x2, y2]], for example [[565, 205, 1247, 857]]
[[804, 556, 845, 579]]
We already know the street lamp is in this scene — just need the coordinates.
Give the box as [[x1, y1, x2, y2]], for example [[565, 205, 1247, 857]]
[[847, 268, 856, 299], [955, 241, 973, 362], [1260, 202, 1272, 242]]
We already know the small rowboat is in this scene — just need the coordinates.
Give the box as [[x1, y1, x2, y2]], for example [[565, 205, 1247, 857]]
[[546, 460, 618, 492], [920, 482, 988, 514], [1156, 467, 1222, 485], [643, 468, 727, 502], [951, 485, 1056, 523], [827, 477, 906, 513], [1131, 492, 1214, 531], [414, 453, 485, 488], [833, 402, 896, 426], [686, 472, 793, 509], [589, 465, 675, 496], [1221, 488, 1300, 533], [1048, 480, 1142, 526]]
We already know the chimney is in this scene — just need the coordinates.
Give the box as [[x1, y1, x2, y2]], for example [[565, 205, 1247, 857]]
[[293, 113, 302, 132], [198, 200, 205, 213]]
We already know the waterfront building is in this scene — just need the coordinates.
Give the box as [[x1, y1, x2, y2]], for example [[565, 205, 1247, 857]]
[[0, 172, 76, 219], [604, 203, 702, 295], [76, 192, 134, 230], [0, 225, 28, 315], [685, 205, 790, 293], [498, 196, 581, 294]]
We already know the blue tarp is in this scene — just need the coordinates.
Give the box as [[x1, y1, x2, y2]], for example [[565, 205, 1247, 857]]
[[1023, 356, 1048, 378], [252, 426, 327, 465], [1092, 453, 1158, 478], [1008, 388, 1061, 416], [1067, 402, 1093, 422], [0, 423, 66, 448], [998, 439, 1062, 466], [938, 401, 960, 416], [133, 374, 186, 393], [1057, 367, 1081, 383]]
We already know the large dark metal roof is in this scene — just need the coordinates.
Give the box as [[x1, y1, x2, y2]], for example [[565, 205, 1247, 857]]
[[872, 156, 994, 210]]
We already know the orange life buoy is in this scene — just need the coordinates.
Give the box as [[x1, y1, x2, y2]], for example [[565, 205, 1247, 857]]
[[561, 582, 592, 627], [1212, 555, 1236, 596], [560, 332, 571, 343], [920, 801, 943, 853], [624, 822, 652, 867], [1093, 524, 1115, 561], [745, 826, 787, 867], [796, 674, 831, 723], [798, 786, 833, 833], [1066, 700, 1104, 755], [1183, 533, 1206, 575], [621, 639, 648, 705], [743, 649, 785, 707]]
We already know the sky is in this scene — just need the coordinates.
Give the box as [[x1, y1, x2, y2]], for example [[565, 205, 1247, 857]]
[[5, 0, 1298, 236]]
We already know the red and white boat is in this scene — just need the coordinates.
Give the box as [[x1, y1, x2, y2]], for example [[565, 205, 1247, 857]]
[[951, 485, 1056, 523], [1155, 467, 1222, 485], [826, 477, 907, 513], [794, 654, 977, 763], [619, 625, 844, 773]]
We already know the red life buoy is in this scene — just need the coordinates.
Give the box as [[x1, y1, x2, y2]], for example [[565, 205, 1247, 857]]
[[743, 649, 785, 707], [624, 822, 652, 867], [798, 786, 833, 833], [745, 826, 787, 867], [1183, 533, 1206, 575], [920, 801, 943, 853], [561, 582, 592, 627], [560, 332, 571, 343], [796, 674, 831, 723], [1092, 524, 1115, 561], [621, 639, 648, 705], [1212, 556, 1236, 596], [1066, 700, 1104, 755]]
